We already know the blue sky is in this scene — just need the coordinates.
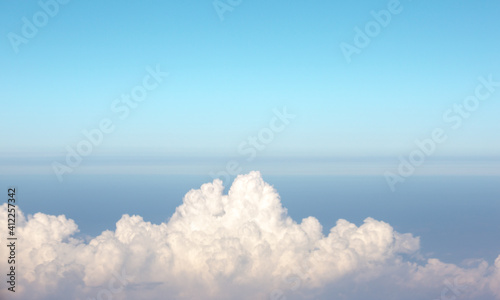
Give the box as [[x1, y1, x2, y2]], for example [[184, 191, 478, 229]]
[[1, 0, 500, 173], [2, 2, 500, 299]]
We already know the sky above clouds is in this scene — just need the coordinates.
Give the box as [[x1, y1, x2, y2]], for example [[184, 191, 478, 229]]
[[1, 1, 500, 299], [1, 0, 500, 163]]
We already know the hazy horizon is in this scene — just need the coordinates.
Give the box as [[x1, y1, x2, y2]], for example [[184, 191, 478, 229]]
[[1, 0, 499, 299]]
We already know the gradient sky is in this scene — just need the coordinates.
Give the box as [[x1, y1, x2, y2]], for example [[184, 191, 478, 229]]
[[1, 2, 500, 299], [1, 0, 500, 173]]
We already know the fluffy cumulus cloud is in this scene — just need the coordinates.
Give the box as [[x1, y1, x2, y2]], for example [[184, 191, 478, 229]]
[[1, 171, 499, 299]]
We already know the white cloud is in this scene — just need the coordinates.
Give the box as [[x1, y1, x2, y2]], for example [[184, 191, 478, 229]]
[[1, 171, 499, 299]]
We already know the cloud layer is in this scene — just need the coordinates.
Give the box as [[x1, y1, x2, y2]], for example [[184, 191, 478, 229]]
[[1, 171, 499, 299]]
